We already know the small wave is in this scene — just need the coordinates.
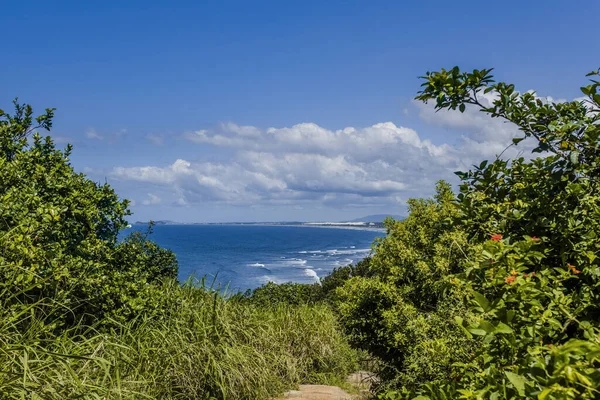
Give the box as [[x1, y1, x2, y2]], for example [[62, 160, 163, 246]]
[[327, 248, 370, 255], [284, 259, 307, 266], [303, 268, 319, 281], [248, 263, 265, 267]]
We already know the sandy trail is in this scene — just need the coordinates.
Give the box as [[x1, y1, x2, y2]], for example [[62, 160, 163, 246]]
[[273, 371, 375, 400]]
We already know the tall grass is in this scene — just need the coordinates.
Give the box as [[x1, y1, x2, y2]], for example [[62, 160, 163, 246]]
[[0, 279, 357, 399]]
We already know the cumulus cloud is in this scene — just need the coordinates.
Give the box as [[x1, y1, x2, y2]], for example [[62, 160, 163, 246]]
[[111, 121, 508, 210], [110, 95, 557, 211]]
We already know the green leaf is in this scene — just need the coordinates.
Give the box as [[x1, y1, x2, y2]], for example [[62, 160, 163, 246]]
[[512, 137, 525, 145], [468, 327, 487, 336], [505, 310, 516, 323], [479, 320, 495, 333], [473, 291, 491, 312], [494, 322, 513, 334], [504, 371, 526, 396], [459, 103, 466, 113], [538, 388, 553, 399], [454, 316, 473, 339], [570, 151, 580, 165]]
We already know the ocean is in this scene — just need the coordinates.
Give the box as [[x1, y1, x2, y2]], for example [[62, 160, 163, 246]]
[[127, 224, 383, 292]]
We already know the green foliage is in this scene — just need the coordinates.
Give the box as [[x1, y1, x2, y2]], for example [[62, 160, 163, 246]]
[[248, 281, 324, 307], [0, 100, 179, 327], [112, 223, 178, 283], [332, 67, 600, 399], [321, 257, 374, 300], [245, 257, 374, 308], [0, 98, 54, 160], [333, 183, 478, 392], [0, 281, 357, 399], [439, 237, 600, 399], [393, 67, 600, 398], [0, 98, 358, 398]]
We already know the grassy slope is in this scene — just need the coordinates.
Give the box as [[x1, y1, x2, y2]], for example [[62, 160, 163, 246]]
[[0, 280, 357, 399]]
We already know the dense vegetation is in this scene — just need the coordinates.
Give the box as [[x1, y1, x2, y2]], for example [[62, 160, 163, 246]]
[[3, 65, 600, 399], [253, 67, 600, 399], [348, 67, 600, 399], [0, 101, 357, 398]]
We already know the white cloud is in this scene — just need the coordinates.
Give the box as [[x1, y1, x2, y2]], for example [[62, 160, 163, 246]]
[[142, 193, 162, 205], [111, 122, 472, 209], [110, 99, 554, 211], [85, 129, 103, 140]]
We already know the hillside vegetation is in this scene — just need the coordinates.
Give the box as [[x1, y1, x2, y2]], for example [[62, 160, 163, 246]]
[[347, 67, 600, 399], [0, 101, 357, 399], [251, 67, 600, 399], [2, 65, 600, 399]]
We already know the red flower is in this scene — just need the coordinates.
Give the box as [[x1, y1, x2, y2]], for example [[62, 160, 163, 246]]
[[531, 236, 540, 241], [491, 234, 503, 242], [505, 275, 516, 284], [568, 264, 581, 274]]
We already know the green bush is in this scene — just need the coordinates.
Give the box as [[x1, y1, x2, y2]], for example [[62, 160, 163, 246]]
[[247, 281, 324, 307], [332, 184, 478, 392], [321, 257, 374, 300], [245, 257, 374, 307], [0, 100, 178, 327], [384, 66, 600, 398], [331, 67, 600, 399]]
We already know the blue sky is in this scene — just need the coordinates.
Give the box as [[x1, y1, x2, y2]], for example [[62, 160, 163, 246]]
[[2, 0, 598, 222]]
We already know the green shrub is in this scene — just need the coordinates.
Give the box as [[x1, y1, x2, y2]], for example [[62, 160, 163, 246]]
[[391, 66, 600, 398], [0, 100, 178, 327], [245, 257, 374, 307], [321, 257, 374, 300], [247, 281, 324, 307], [332, 183, 478, 392]]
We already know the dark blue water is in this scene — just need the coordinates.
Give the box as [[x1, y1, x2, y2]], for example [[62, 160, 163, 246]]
[[127, 224, 383, 291]]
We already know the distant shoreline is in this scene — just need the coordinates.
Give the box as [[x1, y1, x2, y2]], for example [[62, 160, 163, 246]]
[[132, 221, 387, 233]]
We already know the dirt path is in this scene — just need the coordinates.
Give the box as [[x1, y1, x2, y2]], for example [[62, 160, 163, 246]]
[[276, 384, 357, 400], [273, 371, 375, 400]]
